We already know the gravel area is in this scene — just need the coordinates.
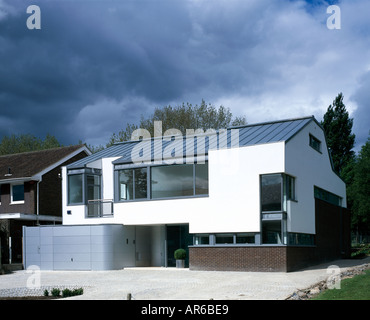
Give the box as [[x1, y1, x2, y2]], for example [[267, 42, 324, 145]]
[[0, 257, 369, 300]]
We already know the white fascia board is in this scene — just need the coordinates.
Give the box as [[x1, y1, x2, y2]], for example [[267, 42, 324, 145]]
[[0, 177, 34, 184], [0, 212, 62, 222]]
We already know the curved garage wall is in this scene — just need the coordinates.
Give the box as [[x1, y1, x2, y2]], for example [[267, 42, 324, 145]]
[[23, 224, 135, 270]]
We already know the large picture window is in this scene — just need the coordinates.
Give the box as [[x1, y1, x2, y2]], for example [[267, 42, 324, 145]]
[[151, 164, 193, 199], [115, 162, 208, 201]]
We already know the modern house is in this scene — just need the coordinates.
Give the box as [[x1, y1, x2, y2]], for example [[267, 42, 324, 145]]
[[23, 116, 350, 272], [0, 145, 90, 266]]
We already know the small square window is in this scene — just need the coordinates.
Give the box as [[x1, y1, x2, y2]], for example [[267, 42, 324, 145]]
[[12, 184, 24, 203], [309, 134, 321, 152]]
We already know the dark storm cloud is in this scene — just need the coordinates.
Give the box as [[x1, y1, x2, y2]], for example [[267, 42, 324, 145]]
[[0, 0, 369, 148], [0, 0, 198, 144]]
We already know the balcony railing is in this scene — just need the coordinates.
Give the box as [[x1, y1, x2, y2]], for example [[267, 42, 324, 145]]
[[87, 199, 114, 218]]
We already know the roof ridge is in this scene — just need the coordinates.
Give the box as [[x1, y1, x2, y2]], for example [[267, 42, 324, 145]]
[[228, 115, 315, 130], [111, 116, 315, 146], [0, 144, 85, 158]]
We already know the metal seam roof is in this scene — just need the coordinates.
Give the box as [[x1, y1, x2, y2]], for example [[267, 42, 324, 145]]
[[67, 116, 314, 168]]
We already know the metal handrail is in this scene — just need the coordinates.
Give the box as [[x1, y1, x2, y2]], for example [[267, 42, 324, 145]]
[[87, 199, 114, 218]]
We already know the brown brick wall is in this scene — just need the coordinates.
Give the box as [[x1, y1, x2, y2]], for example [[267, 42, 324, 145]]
[[0, 182, 37, 214], [189, 246, 288, 272], [39, 151, 88, 217]]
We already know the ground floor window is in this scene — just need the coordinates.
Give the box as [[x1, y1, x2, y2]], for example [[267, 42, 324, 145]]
[[262, 221, 284, 244], [193, 233, 257, 246], [288, 233, 315, 246], [314, 186, 342, 207]]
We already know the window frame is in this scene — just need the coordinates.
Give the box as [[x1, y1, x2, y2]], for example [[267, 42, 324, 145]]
[[192, 233, 257, 246], [118, 167, 148, 201], [314, 185, 342, 207], [260, 173, 296, 245], [309, 134, 322, 153], [10, 183, 25, 204], [115, 161, 209, 202], [67, 168, 102, 206]]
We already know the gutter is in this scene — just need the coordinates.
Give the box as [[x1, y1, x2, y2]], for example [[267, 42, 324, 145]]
[[36, 181, 40, 225]]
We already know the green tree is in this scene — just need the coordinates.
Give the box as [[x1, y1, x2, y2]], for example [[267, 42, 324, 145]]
[[321, 93, 356, 177], [348, 137, 370, 236], [0, 133, 61, 155], [109, 100, 247, 145]]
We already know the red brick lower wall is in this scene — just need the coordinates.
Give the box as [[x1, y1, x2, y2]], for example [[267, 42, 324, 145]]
[[189, 246, 288, 272]]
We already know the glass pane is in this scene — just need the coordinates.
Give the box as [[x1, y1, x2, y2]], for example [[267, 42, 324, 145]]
[[87, 175, 100, 186], [215, 234, 234, 244], [87, 175, 101, 201], [194, 235, 209, 245], [12, 184, 24, 202], [236, 234, 255, 244], [310, 135, 321, 152], [119, 170, 133, 200], [68, 174, 83, 204], [314, 186, 341, 206], [261, 174, 282, 211], [262, 221, 282, 244], [195, 163, 208, 195], [286, 175, 295, 200], [151, 164, 193, 199], [134, 168, 147, 199]]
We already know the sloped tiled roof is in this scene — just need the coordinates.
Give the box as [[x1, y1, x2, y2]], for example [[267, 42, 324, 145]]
[[0, 145, 88, 180], [68, 116, 315, 168]]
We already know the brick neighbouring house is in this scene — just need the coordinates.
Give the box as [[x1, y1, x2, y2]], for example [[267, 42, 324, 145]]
[[0, 145, 90, 266], [23, 116, 350, 271]]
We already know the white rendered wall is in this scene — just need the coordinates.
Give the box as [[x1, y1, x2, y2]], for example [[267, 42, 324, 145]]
[[63, 142, 285, 234], [285, 121, 346, 234]]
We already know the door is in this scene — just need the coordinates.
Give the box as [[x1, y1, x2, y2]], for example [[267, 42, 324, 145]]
[[23, 226, 41, 270], [166, 225, 192, 267]]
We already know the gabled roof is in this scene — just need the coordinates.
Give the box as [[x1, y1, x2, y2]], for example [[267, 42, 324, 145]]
[[0, 145, 90, 182], [68, 116, 315, 168]]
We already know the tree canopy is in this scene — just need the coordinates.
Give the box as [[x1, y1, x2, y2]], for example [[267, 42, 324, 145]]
[[348, 136, 370, 234], [0, 133, 61, 155], [321, 93, 356, 176], [108, 100, 247, 146]]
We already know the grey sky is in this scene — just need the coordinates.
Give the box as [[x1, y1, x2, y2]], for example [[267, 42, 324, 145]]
[[0, 0, 369, 150]]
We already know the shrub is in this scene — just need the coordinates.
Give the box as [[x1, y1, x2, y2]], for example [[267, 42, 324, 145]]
[[174, 248, 186, 260], [43, 289, 49, 297], [351, 243, 370, 259], [51, 288, 61, 297], [62, 288, 84, 298]]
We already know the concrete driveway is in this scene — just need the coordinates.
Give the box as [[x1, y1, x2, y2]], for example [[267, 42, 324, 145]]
[[1, 257, 369, 300]]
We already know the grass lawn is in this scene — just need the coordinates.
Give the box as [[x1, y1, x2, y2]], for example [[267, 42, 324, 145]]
[[313, 269, 370, 300]]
